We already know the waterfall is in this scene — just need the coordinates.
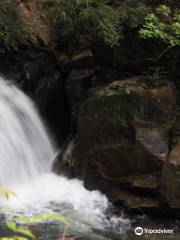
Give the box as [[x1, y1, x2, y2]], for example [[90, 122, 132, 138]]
[[0, 76, 55, 186], [0, 76, 130, 237]]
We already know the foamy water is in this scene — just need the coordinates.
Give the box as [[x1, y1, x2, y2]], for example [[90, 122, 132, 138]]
[[0, 76, 130, 236], [1, 173, 130, 234]]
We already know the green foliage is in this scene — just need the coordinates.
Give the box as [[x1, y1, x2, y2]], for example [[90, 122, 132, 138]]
[[5, 221, 35, 239], [143, 67, 168, 86], [41, 0, 123, 47], [139, 4, 180, 46], [0, 0, 25, 51], [1, 237, 28, 240], [14, 212, 69, 226], [55, 0, 122, 47], [0, 188, 69, 240], [117, 0, 148, 28], [40, 0, 150, 48], [1, 212, 69, 240]]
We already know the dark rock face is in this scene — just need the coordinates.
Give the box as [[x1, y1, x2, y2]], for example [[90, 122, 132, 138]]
[[117, 173, 161, 194], [162, 143, 180, 209], [53, 135, 76, 178], [64, 50, 121, 134], [110, 187, 160, 214], [74, 78, 176, 192], [161, 113, 180, 210], [69, 77, 178, 213], [64, 50, 95, 133]]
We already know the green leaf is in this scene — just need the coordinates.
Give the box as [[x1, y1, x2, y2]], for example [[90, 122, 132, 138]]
[[6, 221, 35, 239], [15, 227, 35, 239], [14, 237, 28, 240], [1, 237, 28, 240], [16, 212, 69, 226], [6, 221, 17, 231], [1, 238, 16, 240]]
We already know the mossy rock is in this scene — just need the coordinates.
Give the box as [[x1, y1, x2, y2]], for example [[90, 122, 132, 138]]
[[75, 77, 176, 191]]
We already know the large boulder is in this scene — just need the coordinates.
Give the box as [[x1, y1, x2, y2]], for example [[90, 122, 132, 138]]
[[162, 143, 180, 209], [74, 78, 176, 192], [162, 113, 180, 209]]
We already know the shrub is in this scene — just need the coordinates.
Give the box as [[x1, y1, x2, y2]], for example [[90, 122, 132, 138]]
[[41, 0, 149, 49], [48, 0, 122, 48], [117, 0, 148, 28], [139, 4, 180, 46], [142, 67, 168, 86]]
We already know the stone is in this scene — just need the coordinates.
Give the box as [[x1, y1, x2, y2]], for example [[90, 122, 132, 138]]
[[74, 77, 176, 191], [162, 142, 180, 209], [117, 173, 160, 193], [110, 187, 160, 213], [53, 136, 76, 178], [135, 126, 169, 161], [16, 0, 56, 46]]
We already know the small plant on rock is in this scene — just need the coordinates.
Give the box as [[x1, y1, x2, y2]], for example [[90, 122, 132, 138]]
[[142, 67, 168, 87]]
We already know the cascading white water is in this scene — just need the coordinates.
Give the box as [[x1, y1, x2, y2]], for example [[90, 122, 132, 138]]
[[0, 76, 55, 186], [0, 76, 130, 238]]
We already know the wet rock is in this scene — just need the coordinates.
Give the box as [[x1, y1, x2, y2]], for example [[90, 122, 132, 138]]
[[74, 78, 176, 191], [135, 126, 169, 161], [110, 187, 160, 214], [53, 136, 76, 178], [162, 142, 180, 209], [117, 173, 161, 195]]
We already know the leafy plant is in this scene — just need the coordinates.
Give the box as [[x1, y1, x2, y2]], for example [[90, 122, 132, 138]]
[[1, 212, 70, 240], [142, 67, 168, 86], [41, 0, 151, 49], [2, 221, 36, 240], [14, 212, 69, 226], [41, 0, 123, 48], [139, 4, 180, 46], [0, 188, 70, 240], [117, 0, 147, 28]]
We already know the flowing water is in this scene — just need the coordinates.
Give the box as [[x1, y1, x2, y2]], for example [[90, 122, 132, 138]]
[[0, 76, 179, 240], [0, 76, 131, 239]]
